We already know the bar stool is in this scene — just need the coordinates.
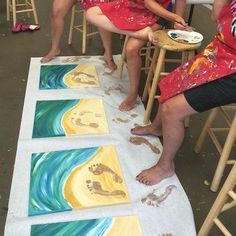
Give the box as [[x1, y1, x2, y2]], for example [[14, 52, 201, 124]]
[[6, 0, 39, 27], [194, 105, 236, 192], [142, 29, 201, 124], [68, 4, 99, 54], [117, 36, 155, 80], [198, 162, 236, 236]]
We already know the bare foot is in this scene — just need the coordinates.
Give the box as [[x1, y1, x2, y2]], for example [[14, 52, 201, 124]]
[[136, 162, 175, 185], [131, 124, 162, 137], [119, 96, 137, 111], [103, 53, 117, 71], [136, 26, 156, 42], [41, 49, 60, 63]]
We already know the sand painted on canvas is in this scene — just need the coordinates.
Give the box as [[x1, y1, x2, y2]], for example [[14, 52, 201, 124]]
[[29, 146, 130, 216], [39, 64, 99, 89], [32, 99, 108, 138]]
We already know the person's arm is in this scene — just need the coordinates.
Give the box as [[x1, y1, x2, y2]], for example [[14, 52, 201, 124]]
[[144, 0, 186, 26], [173, 0, 187, 29], [212, 0, 231, 22]]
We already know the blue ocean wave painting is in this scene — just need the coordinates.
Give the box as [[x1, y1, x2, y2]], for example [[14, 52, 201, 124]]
[[39, 65, 78, 89], [29, 147, 99, 216], [32, 99, 79, 138], [31, 218, 112, 236]]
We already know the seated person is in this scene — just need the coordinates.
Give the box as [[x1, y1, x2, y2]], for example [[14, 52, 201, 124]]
[[86, 0, 187, 111], [41, 0, 116, 71], [131, 0, 236, 185]]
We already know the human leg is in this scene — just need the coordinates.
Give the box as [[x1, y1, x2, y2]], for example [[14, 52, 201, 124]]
[[98, 27, 117, 71], [137, 94, 197, 185], [86, 7, 155, 41], [119, 37, 146, 111], [41, 0, 76, 63]]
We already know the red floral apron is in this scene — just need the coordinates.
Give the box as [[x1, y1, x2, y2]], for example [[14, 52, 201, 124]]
[[159, 2, 236, 103]]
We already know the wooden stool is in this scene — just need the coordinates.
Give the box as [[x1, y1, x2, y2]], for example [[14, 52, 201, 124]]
[[194, 105, 236, 192], [117, 35, 155, 80], [68, 5, 99, 54], [198, 162, 236, 236], [142, 29, 201, 124], [6, 0, 39, 27]]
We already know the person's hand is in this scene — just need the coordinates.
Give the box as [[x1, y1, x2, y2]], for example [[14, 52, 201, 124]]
[[173, 15, 188, 30]]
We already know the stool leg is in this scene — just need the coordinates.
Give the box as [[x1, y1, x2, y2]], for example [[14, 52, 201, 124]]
[[68, 5, 76, 45], [198, 163, 236, 236], [31, 0, 39, 24], [117, 35, 128, 80], [25, 0, 30, 18], [143, 48, 166, 124], [7, 0, 10, 21], [82, 10, 87, 54], [12, 0, 17, 27], [210, 115, 236, 192], [144, 42, 151, 74], [142, 46, 159, 102], [194, 108, 219, 153], [183, 50, 195, 127]]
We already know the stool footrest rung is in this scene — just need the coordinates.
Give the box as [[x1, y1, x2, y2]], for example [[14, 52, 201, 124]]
[[213, 218, 232, 236], [207, 129, 223, 154]]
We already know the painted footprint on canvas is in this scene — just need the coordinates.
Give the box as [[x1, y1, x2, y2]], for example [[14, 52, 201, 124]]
[[29, 146, 129, 216], [31, 216, 142, 236], [32, 99, 108, 138], [39, 64, 99, 89]]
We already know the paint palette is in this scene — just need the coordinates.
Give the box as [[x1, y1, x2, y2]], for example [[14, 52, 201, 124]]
[[168, 30, 203, 44]]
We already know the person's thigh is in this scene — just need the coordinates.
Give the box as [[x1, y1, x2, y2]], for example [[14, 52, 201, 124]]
[[162, 93, 198, 119], [184, 73, 236, 112], [52, 0, 76, 16]]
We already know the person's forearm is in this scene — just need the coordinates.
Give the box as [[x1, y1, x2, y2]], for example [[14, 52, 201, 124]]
[[174, 0, 186, 17], [212, 0, 231, 21], [144, 0, 182, 23]]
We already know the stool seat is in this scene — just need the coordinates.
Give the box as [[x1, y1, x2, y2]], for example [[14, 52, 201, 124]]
[[154, 29, 201, 52]]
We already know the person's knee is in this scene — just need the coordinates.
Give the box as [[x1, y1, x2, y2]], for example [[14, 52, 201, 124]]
[[125, 42, 141, 59], [51, 5, 67, 19], [86, 7, 97, 23], [161, 101, 186, 121]]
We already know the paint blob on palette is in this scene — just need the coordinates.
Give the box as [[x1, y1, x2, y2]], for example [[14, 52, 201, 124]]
[[32, 99, 109, 138], [29, 146, 130, 216], [31, 216, 142, 236], [39, 64, 99, 89]]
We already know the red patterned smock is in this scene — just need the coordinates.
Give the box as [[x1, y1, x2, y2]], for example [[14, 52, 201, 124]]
[[80, 0, 108, 10], [99, 0, 171, 30], [158, 2, 236, 103]]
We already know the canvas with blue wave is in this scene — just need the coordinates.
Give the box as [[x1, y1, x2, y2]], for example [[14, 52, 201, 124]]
[[32, 99, 79, 138], [31, 216, 142, 236], [40, 65, 78, 89], [29, 147, 99, 216]]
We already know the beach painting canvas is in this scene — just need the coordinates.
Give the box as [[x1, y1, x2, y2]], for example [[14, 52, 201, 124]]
[[39, 64, 99, 89], [30, 216, 142, 236], [32, 99, 108, 138], [29, 146, 130, 216]]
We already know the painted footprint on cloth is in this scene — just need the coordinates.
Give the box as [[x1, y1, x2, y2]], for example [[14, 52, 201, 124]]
[[129, 136, 160, 154], [141, 185, 176, 207]]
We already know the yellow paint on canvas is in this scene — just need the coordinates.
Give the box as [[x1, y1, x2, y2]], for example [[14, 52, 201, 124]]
[[63, 146, 130, 209], [63, 64, 99, 88], [62, 99, 109, 135], [107, 216, 142, 236]]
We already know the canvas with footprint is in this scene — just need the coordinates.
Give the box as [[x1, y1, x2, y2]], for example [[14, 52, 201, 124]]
[[39, 64, 99, 89], [29, 146, 130, 216], [32, 98, 108, 138]]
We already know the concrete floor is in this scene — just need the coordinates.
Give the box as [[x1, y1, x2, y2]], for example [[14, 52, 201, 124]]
[[0, 1, 235, 235]]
